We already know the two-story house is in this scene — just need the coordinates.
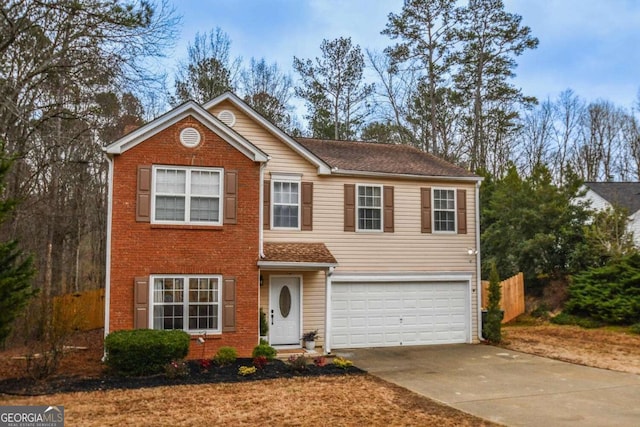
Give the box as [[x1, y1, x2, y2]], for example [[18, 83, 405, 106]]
[[104, 93, 482, 358]]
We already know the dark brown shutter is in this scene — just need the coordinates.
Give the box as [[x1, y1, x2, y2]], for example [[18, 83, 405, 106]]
[[263, 180, 270, 229], [134, 276, 149, 329], [421, 187, 432, 233], [457, 189, 467, 234], [301, 182, 313, 231], [136, 165, 151, 222], [344, 184, 356, 232], [383, 186, 394, 233], [222, 277, 236, 332], [224, 170, 237, 224]]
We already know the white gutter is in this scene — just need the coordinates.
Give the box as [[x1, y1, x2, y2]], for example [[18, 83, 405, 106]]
[[257, 261, 338, 270], [476, 180, 483, 342], [103, 153, 114, 359], [330, 169, 483, 183]]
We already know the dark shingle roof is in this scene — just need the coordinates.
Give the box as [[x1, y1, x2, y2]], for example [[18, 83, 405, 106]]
[[262, 242, 338, 265], [585, 182, 640, 213], [296, 138, 477, 179]]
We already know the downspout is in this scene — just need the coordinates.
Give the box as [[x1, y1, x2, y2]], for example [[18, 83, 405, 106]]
[[102, 152, 114, 360], [324, 266, 334, 354], [259, 162, 267, 259], [476, 180, 483, 342]]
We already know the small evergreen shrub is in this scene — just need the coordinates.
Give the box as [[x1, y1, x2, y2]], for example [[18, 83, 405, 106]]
[[213, 346, 237, 365], [483, 262, 503, 343], [629, 323, 640, 334], [104, 329, 190, 377], [252, 343, 277, 361]]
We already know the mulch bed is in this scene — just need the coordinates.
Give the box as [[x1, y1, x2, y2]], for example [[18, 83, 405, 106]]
[[0, 358, 364, 396]]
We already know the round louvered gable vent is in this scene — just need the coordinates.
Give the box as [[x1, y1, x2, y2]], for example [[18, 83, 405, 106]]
[[218, 110, 236, 127], [179, 127, 201, 148]]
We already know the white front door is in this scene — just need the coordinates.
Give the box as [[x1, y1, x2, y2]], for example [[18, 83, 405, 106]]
[[270, 277, 301, 345]]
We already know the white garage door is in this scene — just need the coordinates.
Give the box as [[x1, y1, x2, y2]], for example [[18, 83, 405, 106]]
[[331, 281, 469, 348]]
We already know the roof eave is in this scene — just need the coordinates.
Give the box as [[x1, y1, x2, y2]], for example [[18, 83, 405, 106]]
[[257, 261, 338, 270], [329, 168, 483, 182]]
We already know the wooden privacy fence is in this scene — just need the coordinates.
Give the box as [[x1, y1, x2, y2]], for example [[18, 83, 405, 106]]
[[53, 288, 105, 331], [481, 272, 525, 323]]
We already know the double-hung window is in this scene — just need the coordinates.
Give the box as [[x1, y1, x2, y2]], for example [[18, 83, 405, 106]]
[[433, 188, 456, 232], [357, 184, 382, 231], [272, 176, 300, 229], [151, 275, 221, 333], [153, 166, 223, 225]]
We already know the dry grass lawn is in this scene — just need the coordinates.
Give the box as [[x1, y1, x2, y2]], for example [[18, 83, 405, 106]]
[[0, 375, 495, 426]]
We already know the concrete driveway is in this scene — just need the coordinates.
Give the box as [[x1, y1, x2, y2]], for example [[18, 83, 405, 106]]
[[336, 344, 640, 426]]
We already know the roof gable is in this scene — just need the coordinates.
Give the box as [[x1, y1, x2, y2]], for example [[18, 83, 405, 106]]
[[297, 138, 479, 180], [104, 100, 268, 162], [203, 93, 331, 174], [584, 182, 640, 213]]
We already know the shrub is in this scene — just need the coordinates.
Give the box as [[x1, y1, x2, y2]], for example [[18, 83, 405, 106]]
[[164, 360, 189, 379], [252, 343, 277, 361], [199, 358, 212, 373], [238, 365, 256, 376], [483, 262, 503, 343], [629, 323, 640, 334], [287, 354, 307, 371], [213, 346, 237, 365], [259, 307, 269, 336], [564, 253, 640, 325], [104, 329, 190, 377], [253, 355, 268, 370], [313, 356, 327, 367], [333, 356, 353, 369], [550, 312, 603, 328]]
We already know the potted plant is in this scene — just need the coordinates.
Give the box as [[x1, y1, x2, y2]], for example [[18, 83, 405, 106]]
[[302, 330, 318, 350], [259, 307, 269, 341]]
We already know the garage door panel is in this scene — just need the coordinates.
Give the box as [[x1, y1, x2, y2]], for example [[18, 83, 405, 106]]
[[331, 281, 469, 348]]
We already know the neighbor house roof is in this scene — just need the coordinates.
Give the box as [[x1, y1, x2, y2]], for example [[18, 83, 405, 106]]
[[296, 138, 479, 180], [584, 182, 640, 214], [259, 242, 338, 269]]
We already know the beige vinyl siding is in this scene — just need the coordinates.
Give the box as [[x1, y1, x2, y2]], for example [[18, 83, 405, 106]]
[[260, 271, 326, 346]]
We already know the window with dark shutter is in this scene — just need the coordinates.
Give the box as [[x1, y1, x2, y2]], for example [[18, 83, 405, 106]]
[[383, 186, 394, 233], [263, 180, 270, 229], [224, 170, 237, 224], [344, 184, 356, 232], [301, 182, 313, 231], [222, 277, 236, 332], [457, 189, 467, 234], [136, 166, 152, 222], [134, 276, 149, 329], [421, 187, 432, 233]]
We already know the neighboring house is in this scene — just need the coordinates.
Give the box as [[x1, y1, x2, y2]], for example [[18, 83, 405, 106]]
[[104, 92, 482, 358], [580, 182, 640, 247]]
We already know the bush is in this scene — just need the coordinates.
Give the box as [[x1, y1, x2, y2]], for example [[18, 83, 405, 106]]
[[105, 329, 190, 377], [565, 253, 640, 325], [550, 312, 603, 328], [483, 262, 502, 343], [629, 323, 640, 334], [287, 354, 307, 371], [252, 343, 277, 361], [253, 355, 268, 370], [213, 346, 237, 365], [333, 356, 353, 369]]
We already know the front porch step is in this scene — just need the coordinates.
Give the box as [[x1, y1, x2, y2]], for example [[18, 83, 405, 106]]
[[275, 348, 321, 360]]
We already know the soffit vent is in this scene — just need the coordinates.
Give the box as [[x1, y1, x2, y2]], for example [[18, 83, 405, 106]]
[[179, 127, 201, 148], [218, 110, 236, 127]]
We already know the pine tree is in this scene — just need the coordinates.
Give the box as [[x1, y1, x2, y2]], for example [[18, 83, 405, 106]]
[[0, 149, 36, 345], [483, 261, 502, 343]]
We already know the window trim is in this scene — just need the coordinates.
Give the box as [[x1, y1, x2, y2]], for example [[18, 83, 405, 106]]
[[150, 165, 224, 226], [432, 187, 457, 233], [271, 174, 302, 230], [356, 183, 384, 232], [149, 274, 223, 334]]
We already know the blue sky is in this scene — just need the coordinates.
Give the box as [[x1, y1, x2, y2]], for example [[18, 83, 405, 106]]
[[164, 0, 640, 110]]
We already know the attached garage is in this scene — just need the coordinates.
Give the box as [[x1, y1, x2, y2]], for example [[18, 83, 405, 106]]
[[330, 279, 471, 349]]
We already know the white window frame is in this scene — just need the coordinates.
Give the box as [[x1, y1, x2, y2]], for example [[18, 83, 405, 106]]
[[356, 183, 383, 232], [271, 173, 301, 230], [150, 274, 222, 334], [151, 165, 224, 226], [433, 188, 457, 233]]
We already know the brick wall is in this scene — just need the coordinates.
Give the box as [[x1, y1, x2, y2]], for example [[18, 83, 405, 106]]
[[109, 116, 260, 357]]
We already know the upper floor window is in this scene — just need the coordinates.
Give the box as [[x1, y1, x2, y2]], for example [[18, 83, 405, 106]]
[[433, 188, 456, 232], [152, 166, 223, 225], [357, 184, 382, 231], [272, 175, 301, 229]]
